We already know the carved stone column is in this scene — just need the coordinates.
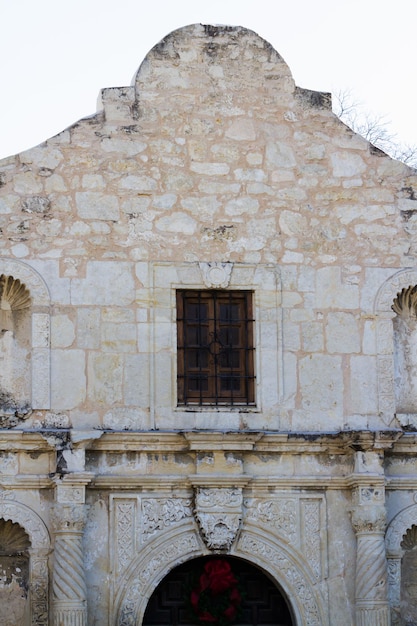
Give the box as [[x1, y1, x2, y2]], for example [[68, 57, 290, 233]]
[[51, 476, 90, 626], [351, 485, 391, 626]]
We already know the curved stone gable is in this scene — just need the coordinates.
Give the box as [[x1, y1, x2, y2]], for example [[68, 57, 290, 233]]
[[134, 24, 295, 101]]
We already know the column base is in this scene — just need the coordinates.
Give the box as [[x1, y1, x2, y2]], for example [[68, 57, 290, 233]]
[[53, 602, 86, 626], [356, 603, 390, 626]]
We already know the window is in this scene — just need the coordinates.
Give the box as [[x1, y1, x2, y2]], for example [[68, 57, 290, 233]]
[[177, 290, 255, 405]]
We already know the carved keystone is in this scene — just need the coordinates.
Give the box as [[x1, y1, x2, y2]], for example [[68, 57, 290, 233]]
[[194, 487, 242, 551]]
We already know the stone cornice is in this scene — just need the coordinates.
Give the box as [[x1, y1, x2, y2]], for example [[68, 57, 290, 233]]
[[0, 475, 54, 489], [0, 431, 55, 451], [386, 476, 417, 489], [0, 428, 407, 455]]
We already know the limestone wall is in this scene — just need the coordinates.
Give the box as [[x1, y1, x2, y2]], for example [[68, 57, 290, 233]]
[[1, 23, 417, 626], [1, 24, 416, 432]]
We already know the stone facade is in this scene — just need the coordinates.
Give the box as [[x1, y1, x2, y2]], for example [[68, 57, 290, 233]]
[[0, 22, 417, 625]]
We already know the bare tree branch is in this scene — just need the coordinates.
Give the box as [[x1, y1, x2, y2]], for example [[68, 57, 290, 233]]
[[333, 89, 417, 168]]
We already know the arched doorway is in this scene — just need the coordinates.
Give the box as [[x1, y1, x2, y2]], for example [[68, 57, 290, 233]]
[[143, 556, 294, 625]]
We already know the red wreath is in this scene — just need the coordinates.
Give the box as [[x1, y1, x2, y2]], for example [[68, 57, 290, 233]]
[[190, 559, 242, 625]]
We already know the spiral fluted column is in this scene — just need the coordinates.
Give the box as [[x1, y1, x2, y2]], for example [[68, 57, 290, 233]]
[[51, 475, 91, 626], [351, 491, 390, 626]]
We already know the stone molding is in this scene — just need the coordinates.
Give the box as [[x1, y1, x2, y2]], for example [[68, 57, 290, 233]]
[[0, 495, 50, 626]]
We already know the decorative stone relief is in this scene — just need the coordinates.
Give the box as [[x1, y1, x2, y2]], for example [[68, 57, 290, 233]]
[[245, 495, 325, 581], [301, 500, 321, 580], [115, 499, 136, 575], [118, 533, 200, 626], [142, 498, 193, 538], [194, 487, 242, 551], [30, 556, 49, 626], [237, 532, 324, 626], [55, 484, 85, 505], [244, 498, 297, 543], [375, 269, 417, 314], [0, 274, 31, 328], [198, 262, 233, 288], [354, 486, 385, 506]]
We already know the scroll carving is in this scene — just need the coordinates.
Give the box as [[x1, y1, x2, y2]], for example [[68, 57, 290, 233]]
[[194, 487, 242, 551], [245, 498, 297, 543], [142, 498, 193, 538]]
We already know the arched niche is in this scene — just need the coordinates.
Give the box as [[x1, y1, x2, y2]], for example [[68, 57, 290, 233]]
[[0, 498, 50, 626], [374, 268, 417, 423], [0, 275, 32, 421], [386, 503, 417, 625], [0, 259, 50, 423], [142, 555, 294, 625], [115, 525, 327, 626], [392, 285, 417, 414], [400, 525, 417, 624], [0, 519, 31, 625]]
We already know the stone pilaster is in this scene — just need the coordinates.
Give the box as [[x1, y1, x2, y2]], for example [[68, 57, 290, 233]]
[[51, 476, 91, 626], [351, 480, 390, 626]]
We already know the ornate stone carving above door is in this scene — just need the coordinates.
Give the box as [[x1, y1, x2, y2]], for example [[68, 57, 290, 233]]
[[194, 487, 243, 551]]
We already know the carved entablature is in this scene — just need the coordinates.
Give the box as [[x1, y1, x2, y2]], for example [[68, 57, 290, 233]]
[[194, 487, 242, 551]]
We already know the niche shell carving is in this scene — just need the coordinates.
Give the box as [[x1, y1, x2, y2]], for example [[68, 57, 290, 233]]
[[194, 487, 242, 551]]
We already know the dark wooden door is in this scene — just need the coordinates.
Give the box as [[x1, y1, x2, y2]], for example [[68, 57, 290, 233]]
[[143, 556, 294, 626]]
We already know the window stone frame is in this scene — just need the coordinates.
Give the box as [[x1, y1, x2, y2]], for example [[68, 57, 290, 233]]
[[150, 262, 283, 430]]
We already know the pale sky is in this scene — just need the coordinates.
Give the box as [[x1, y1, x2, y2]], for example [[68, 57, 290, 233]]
[[1, 0, 416, 160]]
